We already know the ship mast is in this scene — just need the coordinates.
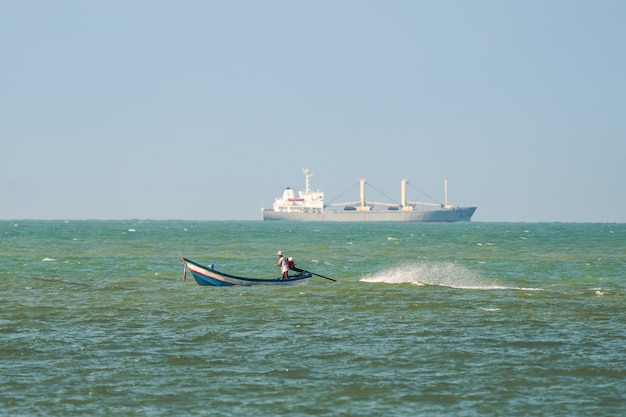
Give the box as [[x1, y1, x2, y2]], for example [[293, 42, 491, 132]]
[[357, 178, 371, 211], [304, 168, 311, 195], [401, 179, 413, 211]]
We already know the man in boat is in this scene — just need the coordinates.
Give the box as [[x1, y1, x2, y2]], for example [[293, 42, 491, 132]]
[[287, 257, 305, 276], [274, 251, 289, 279], [286, 257, 294, 271]]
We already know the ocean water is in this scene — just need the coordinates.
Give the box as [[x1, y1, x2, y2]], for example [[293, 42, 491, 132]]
[[1, 220, 624, 416]]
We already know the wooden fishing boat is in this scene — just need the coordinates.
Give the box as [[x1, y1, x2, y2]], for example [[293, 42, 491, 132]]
[[181, 257, 313, 286]]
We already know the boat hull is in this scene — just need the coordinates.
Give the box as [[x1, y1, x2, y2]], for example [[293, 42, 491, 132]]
[[182, 257, 312, 286], [262, 206, 477, 222]]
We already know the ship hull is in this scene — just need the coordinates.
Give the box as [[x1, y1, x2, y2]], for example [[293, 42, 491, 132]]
[[262, 206, 476, 222]]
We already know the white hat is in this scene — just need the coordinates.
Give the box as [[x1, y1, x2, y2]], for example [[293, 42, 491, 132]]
[[288, 257, 293, 261], [276, 251, 283, 256]]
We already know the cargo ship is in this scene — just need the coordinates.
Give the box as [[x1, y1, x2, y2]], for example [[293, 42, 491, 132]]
[[262, 169, 477, 222]]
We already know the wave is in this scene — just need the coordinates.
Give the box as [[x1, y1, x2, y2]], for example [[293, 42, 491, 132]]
[[359, 262, 542, 291]]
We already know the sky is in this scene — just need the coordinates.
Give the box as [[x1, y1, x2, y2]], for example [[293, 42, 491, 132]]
[[1, 0, 625, 222]]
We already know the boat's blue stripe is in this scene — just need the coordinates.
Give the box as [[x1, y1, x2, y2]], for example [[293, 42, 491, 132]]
[[190, 271, 234, 286]]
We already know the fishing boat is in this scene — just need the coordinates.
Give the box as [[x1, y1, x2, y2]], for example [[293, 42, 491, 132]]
[[181, 257, 313, 286], [262, 169, 477, 222]]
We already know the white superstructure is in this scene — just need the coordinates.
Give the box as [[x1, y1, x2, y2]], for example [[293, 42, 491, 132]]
[[270, 169, 324, 213]]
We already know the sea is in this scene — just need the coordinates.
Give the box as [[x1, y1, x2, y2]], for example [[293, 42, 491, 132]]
[[1, 220, 624, 416]]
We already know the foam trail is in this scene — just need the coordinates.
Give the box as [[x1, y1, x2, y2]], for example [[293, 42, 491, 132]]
[[360, 263, 542, 291]]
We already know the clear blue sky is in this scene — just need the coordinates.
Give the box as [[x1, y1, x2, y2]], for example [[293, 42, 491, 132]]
[[1, 1, 624, 222]]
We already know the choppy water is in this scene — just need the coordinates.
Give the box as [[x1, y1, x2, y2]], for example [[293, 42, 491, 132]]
[[1, 220, 625, 416]]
